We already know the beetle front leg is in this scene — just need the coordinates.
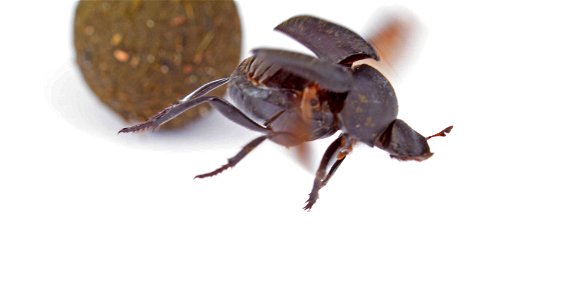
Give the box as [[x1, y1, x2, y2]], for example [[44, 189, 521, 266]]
[[304, 134, 354, 211]]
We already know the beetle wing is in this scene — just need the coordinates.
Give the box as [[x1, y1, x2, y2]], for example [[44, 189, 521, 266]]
[[251, 48, 352, 93], [274, 15, 378, 65]]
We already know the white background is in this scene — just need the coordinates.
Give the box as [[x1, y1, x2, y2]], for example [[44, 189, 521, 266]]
[[1, 1, 570, 299]]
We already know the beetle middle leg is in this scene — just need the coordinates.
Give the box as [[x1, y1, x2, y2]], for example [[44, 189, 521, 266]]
[[194, 135, 268, 179], [194, 130, 304, 179], [304, 134, 354, 211]]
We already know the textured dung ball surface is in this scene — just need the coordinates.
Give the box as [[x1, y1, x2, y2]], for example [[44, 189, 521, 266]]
[[74, 0, 242, 128]]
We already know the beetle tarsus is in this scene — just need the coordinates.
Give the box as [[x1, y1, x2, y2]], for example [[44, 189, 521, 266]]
[[194, 163, 231, 179], [118, 106, 174, 133], [304, 189, 320, 211], [118, 120, 157, 134]]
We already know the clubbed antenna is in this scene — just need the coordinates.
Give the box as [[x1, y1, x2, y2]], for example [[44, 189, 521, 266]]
[[426, 126, 453, 140]]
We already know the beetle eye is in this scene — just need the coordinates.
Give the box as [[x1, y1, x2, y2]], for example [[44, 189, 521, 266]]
[[376, 119, 432, 161]]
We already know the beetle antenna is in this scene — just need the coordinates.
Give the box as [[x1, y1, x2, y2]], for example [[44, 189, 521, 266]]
[[426, 125, 453, 140]]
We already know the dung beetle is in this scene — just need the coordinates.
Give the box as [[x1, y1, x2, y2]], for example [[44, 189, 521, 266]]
[[119, 15, 453, 210]]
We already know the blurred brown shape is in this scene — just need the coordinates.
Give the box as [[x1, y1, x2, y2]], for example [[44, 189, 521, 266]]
[[363, 11, 418, 77]]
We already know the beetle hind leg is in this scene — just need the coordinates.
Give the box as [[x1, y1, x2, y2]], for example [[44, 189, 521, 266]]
[[118, 98, 207, 133], [118, 78, 231, 133]]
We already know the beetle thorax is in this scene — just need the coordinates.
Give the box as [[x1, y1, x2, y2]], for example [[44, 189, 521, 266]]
[[337, 64, 399, 147]]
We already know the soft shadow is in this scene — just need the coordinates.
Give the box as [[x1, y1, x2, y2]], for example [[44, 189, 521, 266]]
[[47, 62, 253, 152]]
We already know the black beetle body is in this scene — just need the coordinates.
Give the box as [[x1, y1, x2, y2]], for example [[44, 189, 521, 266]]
[[229, 54, 340, 145], [120, 15, 452, 210]]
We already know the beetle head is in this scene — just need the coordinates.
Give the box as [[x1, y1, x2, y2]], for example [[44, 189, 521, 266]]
[[375, 119, 433, 161]]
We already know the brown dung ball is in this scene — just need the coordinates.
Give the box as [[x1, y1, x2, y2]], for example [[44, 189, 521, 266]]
[[74, 0, 242, 129]]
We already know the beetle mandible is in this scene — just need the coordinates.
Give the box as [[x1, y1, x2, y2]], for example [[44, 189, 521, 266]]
[[119, 15, 453, 210]]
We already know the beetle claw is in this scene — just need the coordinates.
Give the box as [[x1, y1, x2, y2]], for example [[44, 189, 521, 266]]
[[118, 120, 159, 134], [303, 194, 318, 211]]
